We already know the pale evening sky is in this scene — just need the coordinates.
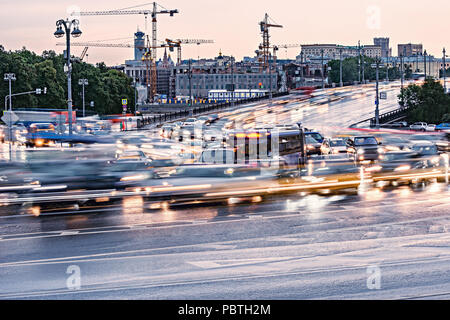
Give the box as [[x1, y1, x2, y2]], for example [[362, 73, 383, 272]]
[[0, 0, 448, 66]]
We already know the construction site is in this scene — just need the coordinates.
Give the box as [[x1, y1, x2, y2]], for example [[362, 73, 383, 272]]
[[55, 2, 302, 113]]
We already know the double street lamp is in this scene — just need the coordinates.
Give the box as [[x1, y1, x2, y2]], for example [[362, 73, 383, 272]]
[[78, 79, 88, 118], [54, 18, 82, 135]]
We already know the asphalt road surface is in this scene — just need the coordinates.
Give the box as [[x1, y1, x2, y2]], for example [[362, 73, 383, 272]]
[[2, 82, 450, 299]]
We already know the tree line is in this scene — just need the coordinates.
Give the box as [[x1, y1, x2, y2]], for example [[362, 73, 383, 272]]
[[327, 56, 411, 84], [0, 45, 135, 115], [400, 78, 450, 124]]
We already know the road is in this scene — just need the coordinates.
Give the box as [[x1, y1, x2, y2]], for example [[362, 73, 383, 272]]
[[2, 81, 450, 299]]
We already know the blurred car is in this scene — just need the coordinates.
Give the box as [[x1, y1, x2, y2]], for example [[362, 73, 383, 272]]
[[436, 123, 450, 131], [365, 150, 445, 185], [410, 141, 439, 156], [347, 136, 383, 162], [304, 131, 325, 143], [321, 138, 348, 155], [409, 133, 449, 153], [426, 124, 437, 132], [410, 122, 427, 131], [305, 136, 322, 156]]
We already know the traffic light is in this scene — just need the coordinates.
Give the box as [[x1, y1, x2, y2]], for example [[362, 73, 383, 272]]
[[258, 82, 263, 89]]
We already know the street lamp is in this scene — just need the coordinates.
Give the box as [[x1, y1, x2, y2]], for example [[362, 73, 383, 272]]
[[443, 48, 447, 93], [78, 79, 88, 118], [3, 73, 16, 160], [339, 48, 343, 87], [54, 18, 82, 136], [371, 58, 381, 128], [424, 50, 427, 79]]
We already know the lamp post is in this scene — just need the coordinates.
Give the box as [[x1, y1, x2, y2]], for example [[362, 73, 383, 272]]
[[361, 48, 365, 84], [78, 78, 88, 118], [321, 49, 324, 89], [339, 48, 343, 87], [424, 50, 427, 79], [371, 58, 381, 128], [443, 48, 447, 93], [3, 73, 16, 160], [54, 18, 82, 136]]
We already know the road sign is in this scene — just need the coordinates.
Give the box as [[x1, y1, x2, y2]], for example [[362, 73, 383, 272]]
[[380, 92, 387, 100], [122, 99, 128, 105], [1, 111, 19, 126]]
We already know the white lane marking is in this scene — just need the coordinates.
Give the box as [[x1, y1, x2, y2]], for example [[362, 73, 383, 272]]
[[59, 231, 80, 236], [187, 257, 294, 269]]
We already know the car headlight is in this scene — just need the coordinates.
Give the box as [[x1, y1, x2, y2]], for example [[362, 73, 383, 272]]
[[378, 147, 386, 154], [395, 165, 411, 172], [357, 149, 365, 155]]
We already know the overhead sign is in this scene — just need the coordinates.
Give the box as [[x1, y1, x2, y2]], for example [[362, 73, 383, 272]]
[[1, 111, 19, 126]]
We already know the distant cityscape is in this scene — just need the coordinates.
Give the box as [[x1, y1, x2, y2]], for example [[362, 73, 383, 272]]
[[101, 31, 449, 108]]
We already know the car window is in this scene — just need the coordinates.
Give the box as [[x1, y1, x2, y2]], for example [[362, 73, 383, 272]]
[[354, 137, 378, 146]]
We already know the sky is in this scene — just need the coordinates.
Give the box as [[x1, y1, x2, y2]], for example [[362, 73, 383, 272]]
[[1, 0, 449, 66]]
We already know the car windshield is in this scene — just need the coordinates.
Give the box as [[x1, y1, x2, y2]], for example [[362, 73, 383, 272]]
[[307, 133, 323, 141], [412, 145, 438, 155], [354, 137, 378, 146], [306, 136, 319, 144], [330, 140, 346, 147]]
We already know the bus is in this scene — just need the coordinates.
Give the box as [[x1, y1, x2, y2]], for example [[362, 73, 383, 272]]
[[207, 89, 268, 102], [200, 126, 307, 169]]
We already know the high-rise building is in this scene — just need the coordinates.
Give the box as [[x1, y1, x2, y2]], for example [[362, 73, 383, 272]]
[[373, 37, 390, 57]]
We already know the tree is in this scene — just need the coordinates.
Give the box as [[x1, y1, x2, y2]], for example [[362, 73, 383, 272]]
[[0, 46, 135, 115], [400, 78, 450, 123]]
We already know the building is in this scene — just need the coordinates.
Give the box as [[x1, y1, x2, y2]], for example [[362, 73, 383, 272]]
[[156, 49, 175, 98], [373, 37, 391, 58], [385, 55, 441, 79], [398, 43, 423, 57], [300, 44, 382, 60], [174, 52, 277, 99]]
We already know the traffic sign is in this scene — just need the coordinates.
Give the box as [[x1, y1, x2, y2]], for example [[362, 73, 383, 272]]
[[1, 111, 19, 126], [380, 92, 387, 100], [122, 99, 128, 105]]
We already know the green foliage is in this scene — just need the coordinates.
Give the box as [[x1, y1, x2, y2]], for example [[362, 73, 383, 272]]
[[400, 78, 450, 124], [0, 46, 135, 115], [328, 56, 403, 84]]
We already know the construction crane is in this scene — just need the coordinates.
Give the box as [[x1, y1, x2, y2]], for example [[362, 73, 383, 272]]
[[72, 2, 178, 63], [165, 39, 214, 65], [61, 39, 170, 103], [272, 44, 301, 61], [259, 13, 283, 72], [80, 47, 89, 61]]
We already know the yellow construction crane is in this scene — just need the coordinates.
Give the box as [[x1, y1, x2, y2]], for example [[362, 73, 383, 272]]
[[259, 13, 283, 72], [72, 2, 178, 64], [165, 39, 214, 65]]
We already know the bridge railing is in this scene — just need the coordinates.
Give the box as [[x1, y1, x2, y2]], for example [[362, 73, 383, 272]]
[[136, 92, 289, 129]]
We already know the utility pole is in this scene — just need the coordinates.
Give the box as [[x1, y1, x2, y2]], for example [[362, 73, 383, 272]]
[[444, 48, 447, 93], [424, 50, 427, 79], [384, 55, 389, 83], [358, 41, 361, 83], [361, 48, 365, 84], [188, 59, 192, 112], [300, 51, 304, 86], [373, 58, 380, 128], [4, 73, 15, 161], [78, 79, 88, 118], [321, 49, 324, 89], [231, 56, 235, 107], [400, 53, 404, 91], [339, 48, 343, 87]]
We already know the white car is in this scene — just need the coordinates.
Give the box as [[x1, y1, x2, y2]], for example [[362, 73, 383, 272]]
[[410, 122, 427, 131], [426, 124, 436, 132]]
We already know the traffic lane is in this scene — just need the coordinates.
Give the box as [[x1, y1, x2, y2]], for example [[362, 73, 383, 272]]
[[0, 185, 449, 285], [0, 182, 449, 239], [1, 190, 450, 299]]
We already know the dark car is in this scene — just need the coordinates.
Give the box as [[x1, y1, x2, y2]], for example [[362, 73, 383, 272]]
[[305, 136, 322, 156], [305, 131, 325, 143], [347, 136, 382, 162]]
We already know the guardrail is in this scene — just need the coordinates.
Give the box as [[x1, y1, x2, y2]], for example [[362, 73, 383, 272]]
[[136, 92, 289, 129]]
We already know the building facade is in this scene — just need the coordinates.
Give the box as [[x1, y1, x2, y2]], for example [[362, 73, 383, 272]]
[[373, 37, 391, 58], [300, 44, 382, 60], [398, 43, 423, 57]]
